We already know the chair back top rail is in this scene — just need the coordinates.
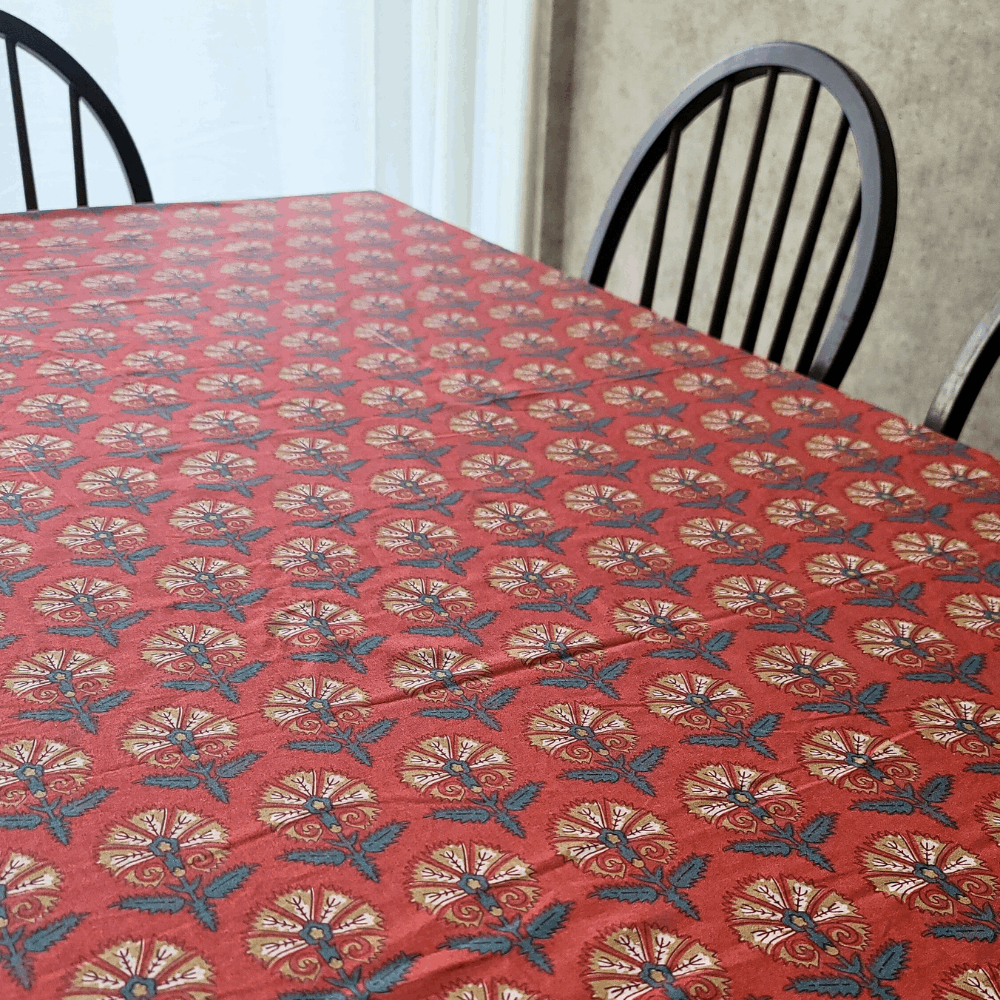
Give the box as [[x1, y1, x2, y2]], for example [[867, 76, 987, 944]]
[[0, 9, 152, 208], [925, 291, 1000, 439], [582, 41, 897, 389]]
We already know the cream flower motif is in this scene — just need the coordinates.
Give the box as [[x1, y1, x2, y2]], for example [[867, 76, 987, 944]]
[[270, 537, 358, 578], [649, 466, 727, 500], [921, 462, 999, 496], [382, 578, 474, 621], [729, 450, 805, 482], [701, 409, 770, 436], [156, 557, 250, 598], [936, 965, 1000, 1000], [673, 372, 737, 397], [275, 437, 350, 469], [56, 516, 147, 556], [179, 451, 258, 483], [16, 393, 89, 423], [566, 319, 623, 343], [459, 453, 534, 485], [409, 843, 538, 926], [368, 467, 449, 500], [677, 517, 763, 553], [390, 647, 489, 702], [551, 800, 674, 877], [624, 422, 696, 451], [853, 618, 955, 667], [859, 831, 996, 914], [272, 484, 353, 517], [0, 851, 60, 924], [587, 925, 729, 1000], [278, 362, 343, 387], [247, 887, 385, 980], [946, 593, 1000, 638], [449, 410, 520, 440], [121, 707, 237, 768], [97, 808, 228, 886], [36, 358, 104, 384], [168, 500, 254, 539], [277, 397, 346, 426], [400, 735, 513, 800], [544, 437, 618, 468], [472, 502, 555, 538], [268, 601, 366, 647], [712, 576, 805, 619], [752, 645, 857, 697], [804, 553, 896, 594], [584, 350, 643, 374], [972, 512, 1000, 544], [487, 557, 576, 598], [682, 762, 802, 833], [263, 676, 369, 734], [354, 351, 419, 377], [33, 577, 132, 623], [980, 797, 1000, 849], [587, 536, 671, 577], [799, 728, 918, 792], [505, 622, 601, 671], [0, 739, 91, 805], [257, 771, 378, 839], [602, 384, 668, 409], [0, 535, 30, 568], [563, 483, 644, 517], [770, 394, 837, 419], [435, 982, 554, 1000], [652, 338, 713, 362], [911, 697, 1000, 757], [196, 372, 265, 397], [728, 875, 868, 967], [891, 531, 978, 569], [0, 433, 74, 465], [611, 598, 708, 644], [526, 398, 595, 423], [5, 649, 113, 704], [525, 702, 635, 762], [765, 497, 847, 533], [803, 434, 878, 465], [438, 372, 504, 401], [0, 479, 55, 515], [359, 385, 426, 411], [644, 673, 751, 729], [108, 383, 183, 410], [141, 624, 245, 677], [65, 939, 214, 999], [187, 410, 261, 437], [513, 362, 576, 386], [375, 519, 460, 557], [134, 319, 195, 344], [844, 479, 925, 512]]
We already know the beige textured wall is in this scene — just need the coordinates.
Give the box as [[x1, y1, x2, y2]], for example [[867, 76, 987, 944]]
[[546, 0, 1000, 455]]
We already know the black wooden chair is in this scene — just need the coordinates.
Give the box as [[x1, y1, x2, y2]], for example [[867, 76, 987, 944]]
[[582, 41, 897, 388], [924, 292, 1000, 439], [0, 10, 152, 208]]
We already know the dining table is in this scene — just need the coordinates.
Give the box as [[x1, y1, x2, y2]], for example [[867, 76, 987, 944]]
[[0, 189, 998, 1000]]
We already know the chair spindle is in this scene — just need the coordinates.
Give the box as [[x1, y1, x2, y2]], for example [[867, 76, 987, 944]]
[[769, 112, 850, 365], [796, 185, 861, 374], [675, 81, 733, 325], [639, 127, 680, 309], [69, 87, 88, 207], [708, 68, 779, 341], [7, 38, 37, 211]]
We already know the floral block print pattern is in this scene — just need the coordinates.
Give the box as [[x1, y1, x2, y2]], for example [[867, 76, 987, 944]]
[[0, 191, 997, 998]]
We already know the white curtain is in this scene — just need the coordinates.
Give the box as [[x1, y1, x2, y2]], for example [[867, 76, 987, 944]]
[[0, 0, 534, 251]]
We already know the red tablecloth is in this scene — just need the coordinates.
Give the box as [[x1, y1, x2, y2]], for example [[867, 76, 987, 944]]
[[0, 191, 998, 1000]]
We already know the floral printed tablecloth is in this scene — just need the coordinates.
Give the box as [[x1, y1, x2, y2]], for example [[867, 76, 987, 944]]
[[0, 191, 999, 1000]]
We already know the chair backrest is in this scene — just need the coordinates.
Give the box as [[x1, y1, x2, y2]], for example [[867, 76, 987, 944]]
[[582, 41, 897, 388], [0, 10, 152, 209], [924, 291, 1000, 440]]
